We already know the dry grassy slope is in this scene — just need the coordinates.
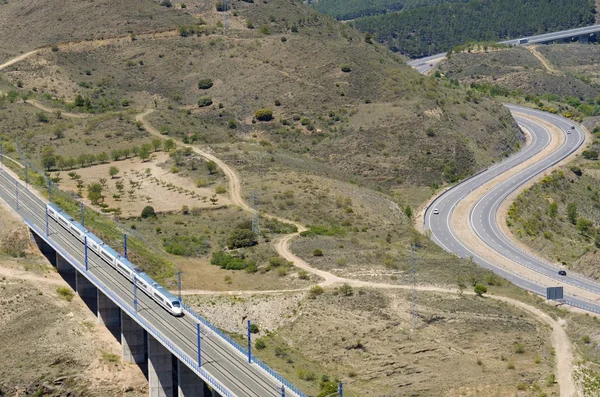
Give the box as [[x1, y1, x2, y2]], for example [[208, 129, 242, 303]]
[[187, 290, 558, 396], [439, 45, 600, 100], [4, 0, 525, 188], [0, 0, 197, 60], [0, 206, 146, 397]]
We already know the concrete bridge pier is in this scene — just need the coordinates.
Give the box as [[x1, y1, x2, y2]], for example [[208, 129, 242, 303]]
[[98, 291, 121, 341], [56, 253, 77, 290], [148, 335, 175, 397], [31, 232, 56, 266], [177, 360, 207, 397], [76, 271, 98, 313], [122, 311, 147, 365]]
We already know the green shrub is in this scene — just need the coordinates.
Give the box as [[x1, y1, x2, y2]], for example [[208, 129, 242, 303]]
[[474, 283, 487, 296], [309, 285, 324, 297], [255, 108, 273, 121], [255, 338, 267, 350], [249, 323, 259, 333], [297, 368, 316, 381], [259, 25, 270, 34], [198, 97, 213, 107], [313, 248, 323, 256], [141, 206, 156, 219], [198, 79, 213, 89], [227, 229, 257, 248], [210, 251, 248, 270], [583, 150, 598, 160], [341, 64, 351, 73], [56, 286, 74, 302], [215, 185, 227, 194]]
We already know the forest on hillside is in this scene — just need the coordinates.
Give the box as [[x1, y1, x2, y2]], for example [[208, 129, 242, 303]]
[[334, 0, 596, 57], [311, 0, 466, 21]]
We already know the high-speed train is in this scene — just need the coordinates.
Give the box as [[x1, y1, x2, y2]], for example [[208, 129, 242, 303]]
[[47, 203, 183, 317]]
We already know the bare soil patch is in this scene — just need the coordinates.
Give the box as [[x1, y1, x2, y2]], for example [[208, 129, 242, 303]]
[[59, 152, 230, 217]]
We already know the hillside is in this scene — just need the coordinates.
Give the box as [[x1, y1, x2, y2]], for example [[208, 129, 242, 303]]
[[349, 0, 596, 57], [439, 44, 600, 101], [0, 0, 523, 190], [0, 0, 196, 60]]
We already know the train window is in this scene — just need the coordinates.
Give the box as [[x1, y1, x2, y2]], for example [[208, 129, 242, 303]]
[[100, 250, 112, 261], [153, 292, 161, 299]]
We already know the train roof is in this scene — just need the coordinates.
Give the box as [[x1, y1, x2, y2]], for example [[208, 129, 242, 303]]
[[49, 202, 179, 303]]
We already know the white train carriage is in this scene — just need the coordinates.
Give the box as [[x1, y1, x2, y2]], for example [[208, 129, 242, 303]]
[[46, 203, 183, 316]]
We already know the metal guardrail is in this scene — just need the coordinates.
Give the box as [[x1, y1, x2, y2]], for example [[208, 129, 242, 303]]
[[181, 303, 308, 397]]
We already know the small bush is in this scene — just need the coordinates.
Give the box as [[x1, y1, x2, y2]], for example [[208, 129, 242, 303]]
[[583, 150, 599, 160], [341, 64, 351, 73], [298, 270, 309, 280], [309, 285, 324, 297], [215, 185, 227, 194], [196, 178, 209, 187], [160, 0, 172, 6], [582, 335, 591, 344], [255, 108, 273, 121], [259, 25, 270, 34], [249, 323, 260, 333], [56, 286, 74, 302], [198, 79, 213, 90], [141, 206, 156, 219], [297, 368, 316, 381], [474, 283, 487, 296], [255, 339, 267, 350], [507, 362, 515, 369], [513, 343, 525, 354], [198, 97, 213, 107], [246, 19, 254, 29], [313, 248, 323, 256]]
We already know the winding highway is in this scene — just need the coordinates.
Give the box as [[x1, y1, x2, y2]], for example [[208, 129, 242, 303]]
[[423, 105, 600, 313]]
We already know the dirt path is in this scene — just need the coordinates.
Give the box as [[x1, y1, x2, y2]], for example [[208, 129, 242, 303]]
[[528, 46, 563, 75], [0, 50, 39, 71], [25, 99, 89, 119]]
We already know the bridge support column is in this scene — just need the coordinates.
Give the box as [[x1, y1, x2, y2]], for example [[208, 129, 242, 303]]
[[76, 271, 97, 314], [580, 34, 589, 43], [148, 335, 174, 397], [122, 311, 147, 364], [31, 232, 56, 266], [56, 254, 76, 290], [98, 291, 121, 341], [177, 360, 205, 397]]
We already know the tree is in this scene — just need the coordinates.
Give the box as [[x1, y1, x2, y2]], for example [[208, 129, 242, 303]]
[[227, 229, 257, 248], [198, 79, 213, 89], [567, 202, 578, 224], [255, 108, 273, 121], [339, 283, 353, 296], [41, 146, 56, 170], [474, 283, 487, 297], [111, 149, 121, 161], [457, 277, 466, 296], [139, 144, 152, 161], [87, 183, 103, 205], [404, 205, 413, 219], [97, 152, 109, 163], [141, 206, 157, 218], [198, 97, 213, 107], [206, 160, 217, 174], [163, 139, 176, 152], [151, 138, 162, 152], [109, 166, 120, 179]]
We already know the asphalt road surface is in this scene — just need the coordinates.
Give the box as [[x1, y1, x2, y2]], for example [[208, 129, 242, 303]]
[[424, 105, 600, 314], [0, 167, 300, 397], [407, 23, 600, 74]]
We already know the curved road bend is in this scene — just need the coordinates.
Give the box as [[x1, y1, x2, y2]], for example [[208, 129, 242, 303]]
[[425, 105, 600, 313], [0, 169, 296, 397]]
